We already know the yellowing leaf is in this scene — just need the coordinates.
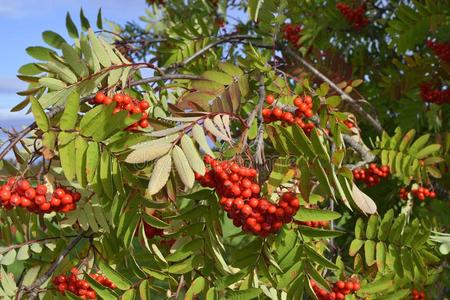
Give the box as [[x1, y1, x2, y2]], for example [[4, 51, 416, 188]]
[[172, 145, 195, 189], [180, 135, 206, 175], [147, 154, 172, 195], [352, 184, 377, 215]]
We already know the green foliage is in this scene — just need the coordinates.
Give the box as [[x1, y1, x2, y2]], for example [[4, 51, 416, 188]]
[[1, 1, 448, 299]]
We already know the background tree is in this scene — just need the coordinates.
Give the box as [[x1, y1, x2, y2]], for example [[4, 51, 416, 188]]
[[0, 0, 449, 299]]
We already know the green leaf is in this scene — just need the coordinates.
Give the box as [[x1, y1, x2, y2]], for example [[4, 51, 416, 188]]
[[66, 13, 79, 38], [16, 245, 30, 260], [86, 142, 100, 183], [298, 225, 344, 238], [120, 289, 136, 300], [26, 46, 56, 61], [349, 239, 364, 256], [378, 209, 394, 241], [226, 288, 261, 300], [139, 280, 151, 300], [185, 277, 206, 300], [147, 153, 172, 195], [58, 132, 77, 181], [88, 29, 111, 67], [30, 96, 50, 131], [47, 60, 78, 83], [364, 240, 376, 266], [304, 244, 338, 269], [1, 250, 16, 265], [96, 8, 103, 29], [359, 277, 393, 294], [80, 8, 91, 31], [39, 77, 67, 90], [202, 70, 233, 85], [85, 274, 118, 300], [75, 136, 88, 187], [408, 134, 430, 155], [415, 144, 441, 159], [172, 145, 195, 189], [60, 91, 79, 130], [294, 208, 341, 222], [100, 151, 114, 199], [42, 30, 67, 48], [399, 129, 416, 152], [61, 43, 89, 77], [142, 213, 169, 229], [376, 242, 386, 272], [366, 215, 378, 240], [98, 260, 132, 290]]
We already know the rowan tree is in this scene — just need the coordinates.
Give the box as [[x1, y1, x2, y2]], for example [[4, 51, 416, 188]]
[[0, 0, 449, 299]]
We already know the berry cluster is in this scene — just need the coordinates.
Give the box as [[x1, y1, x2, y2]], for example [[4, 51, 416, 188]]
[[311, 278, 361, 300], [0, 178, 80, 213], [427, 40, 450, 64], [419, 82, 450, 105], [282, 24, 302, 48], [411, 289, 426, 300], [53, 268, 115, 299], [296, 220, 329, 228], [263, 94, 315, 134], [336, 3, 369, 30], [400, 186, 436, 201], [352, 164, 390, 187], [196, 156, 299, 236], [92, 92, 150, 130]]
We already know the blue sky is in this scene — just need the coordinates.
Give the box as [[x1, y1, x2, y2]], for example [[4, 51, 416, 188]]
[[0, 0, 148, 124]]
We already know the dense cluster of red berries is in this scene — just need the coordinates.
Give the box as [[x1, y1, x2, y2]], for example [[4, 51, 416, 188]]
[[282, 24, 302, 47], [263, 94, 315, 134], [336, 3, 369, 30], [427, 40, 450, 63], [0, 178, 80, 213], [411, 289, 426, 300], [53, 268, 115, 299], [352, 164, 390, 187], [311, 278, 361, 300], [400, 186, 436, 201], [92, 92, 150, 130], [419, 82, 450, 105], [196, 156, 300, 236]]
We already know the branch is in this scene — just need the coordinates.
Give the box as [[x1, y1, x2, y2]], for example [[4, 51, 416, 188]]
[[1, 235, 77, 255], [284, 47, 383, 134], [0, 74, 202, 160], [20, 231, 86, 299], [165, 35, 260, 71], [254, 75, 266, 170]]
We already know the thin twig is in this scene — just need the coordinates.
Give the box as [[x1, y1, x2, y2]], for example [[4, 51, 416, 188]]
[[21, 231, 86, 299], [254, 75, 266, 173]]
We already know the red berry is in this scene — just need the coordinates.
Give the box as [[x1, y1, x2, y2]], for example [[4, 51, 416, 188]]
[[113, 94, 124, 103], [24, 188, 36, 199], [336, 281, 345, 289], [139, 119, 149, 128], [18, 180, 30, 191], [36, 185, 47, 195], [61, 194, 73, 204], [103, 97, 113, 105], [94, 92, 106, 104], [266, 95, 275, 104], [50, 197, 61, 207], [54, 188, 65, 199], [272, 108, 283, 119], [139, 101, 150, 110]]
